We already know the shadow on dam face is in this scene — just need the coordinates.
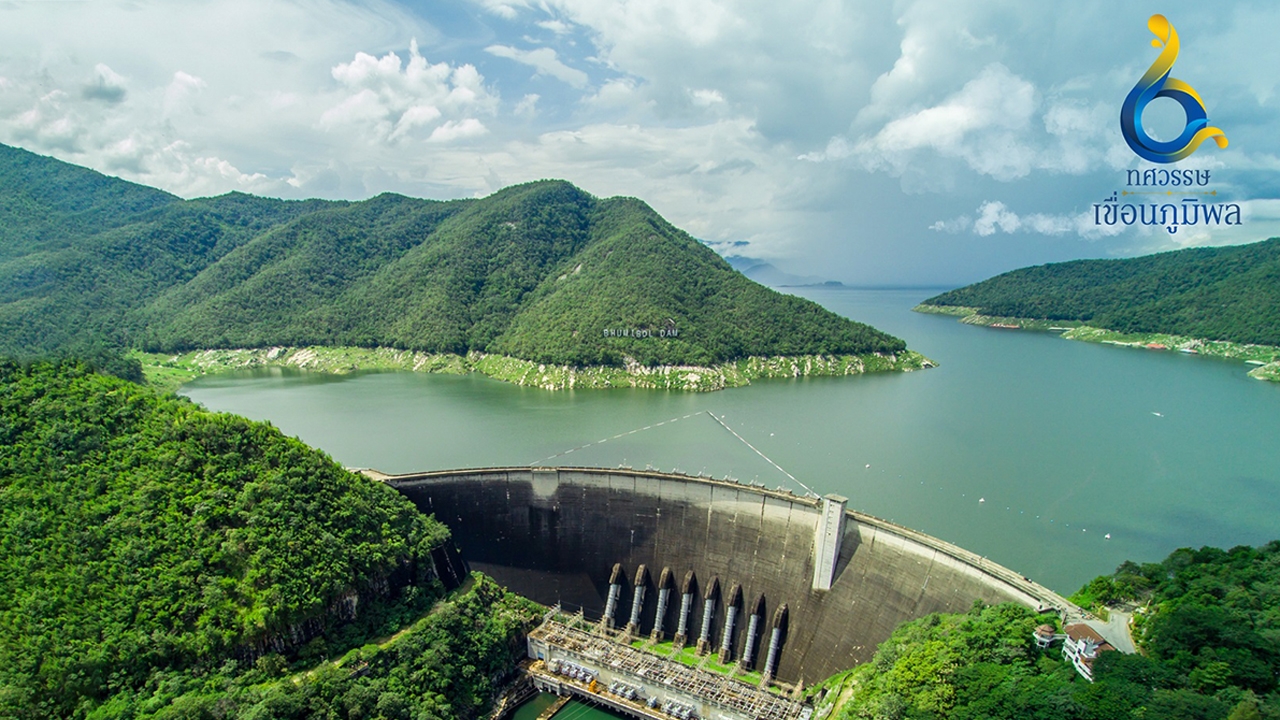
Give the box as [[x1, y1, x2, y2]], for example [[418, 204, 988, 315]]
[[389, 467, 1070, 684]]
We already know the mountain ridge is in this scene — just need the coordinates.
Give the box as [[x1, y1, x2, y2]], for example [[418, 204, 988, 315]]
[[0, 143, 922, 389], [916, 238, 1280, 382], [919, 238, 1280, 347]]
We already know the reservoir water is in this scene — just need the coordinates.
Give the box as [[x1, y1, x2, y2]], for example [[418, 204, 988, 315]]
[[181, 288, 1280, 594]]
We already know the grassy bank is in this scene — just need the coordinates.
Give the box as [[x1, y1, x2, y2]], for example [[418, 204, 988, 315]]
[[136, 346, 937, 393], [914, 304, 1280, 382]]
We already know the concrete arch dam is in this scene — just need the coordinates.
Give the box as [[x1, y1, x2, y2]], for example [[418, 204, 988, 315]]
[[383, 467, 1074, 684]]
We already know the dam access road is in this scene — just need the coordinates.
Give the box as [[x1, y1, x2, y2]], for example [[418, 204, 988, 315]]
[[363, 466, 1106, 683]]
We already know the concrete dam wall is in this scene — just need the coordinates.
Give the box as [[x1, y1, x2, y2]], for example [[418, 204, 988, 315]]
[[384, 467, 1074, 684]]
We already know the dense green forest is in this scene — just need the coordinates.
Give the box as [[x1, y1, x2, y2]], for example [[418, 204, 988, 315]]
[[921, 238, 1280, 346], [85, 574, 543, 720], [0, 360, 506, 719], [0, 143, 905, 370], [829, 542, 1280, 720]]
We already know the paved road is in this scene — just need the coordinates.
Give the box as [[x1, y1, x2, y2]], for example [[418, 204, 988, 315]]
[[1087, 609, 1136, 654]]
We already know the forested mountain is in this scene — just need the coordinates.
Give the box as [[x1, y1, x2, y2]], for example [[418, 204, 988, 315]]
[[0, 360, 473, 718], [921, 238, 1280, 346], [827, 542, 1280, 720], [0, 143, 906, 369]]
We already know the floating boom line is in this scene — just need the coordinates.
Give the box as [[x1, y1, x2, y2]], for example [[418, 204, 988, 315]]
[[531, 409, 816, 498], [706, 412, 817, 497], [529, 411, 706, 466]]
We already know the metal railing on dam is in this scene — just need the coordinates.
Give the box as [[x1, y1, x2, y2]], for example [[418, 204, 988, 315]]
[[372, 466, 1080, 684]]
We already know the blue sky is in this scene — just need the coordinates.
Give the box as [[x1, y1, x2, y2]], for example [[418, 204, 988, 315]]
[[1, 0, 1277, 285]]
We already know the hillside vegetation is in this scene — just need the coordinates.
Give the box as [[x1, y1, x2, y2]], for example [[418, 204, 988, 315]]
[[0, 360, 462, 718], [821, 542, 1280, 720], [0, 143, 907, 378], [88, 574, 543, 720], [920, 238, 1280, 346]]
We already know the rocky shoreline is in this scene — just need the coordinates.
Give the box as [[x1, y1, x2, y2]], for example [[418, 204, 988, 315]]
[[913, 304, 1280, 383], [137, 346, 937, 393]]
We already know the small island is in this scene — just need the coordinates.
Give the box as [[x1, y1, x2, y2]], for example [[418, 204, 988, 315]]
[[915, 237, 1280, 382]]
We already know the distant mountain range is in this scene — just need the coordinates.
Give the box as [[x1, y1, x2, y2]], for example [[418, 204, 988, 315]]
[[0, 143, 906, 370], [722, 255, 835, 287], [920, 238, 1280, 347]]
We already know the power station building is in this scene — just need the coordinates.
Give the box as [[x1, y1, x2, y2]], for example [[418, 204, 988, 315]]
[[525, 616, 812, 720]]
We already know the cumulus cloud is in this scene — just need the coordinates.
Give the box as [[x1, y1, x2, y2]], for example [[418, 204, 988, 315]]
[[146, 141, 277, 196], [0, 0, 441, 197], [485, 45, 588, 88], [7, 90, 83, 152], [871, 65, 1035, 154], [808, 63, 1130, 185], [2, 0, 1278, 284], [398, 116, 800, 255], [322, 39, 497, 144], [428, 118, 488, 142]]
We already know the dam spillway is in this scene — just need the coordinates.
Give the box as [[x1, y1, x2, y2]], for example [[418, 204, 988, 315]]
[[384, 466, 1074, 684]]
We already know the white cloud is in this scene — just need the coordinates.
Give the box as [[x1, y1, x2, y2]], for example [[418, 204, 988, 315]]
[[973, 201, 1029, 235], [852, 63, 1041, 181], [390, 105, 443, 141], [689, 88, 724, 107], [876, 65, 1036, 151], [428, 118, 488, 143], [932, 200, 1123, 239], [536, 19, 573, 35], [149, 141, 277, 196], [514, 93, 540, 118], [485, 45, 588, 88], [8, 90, 82, 152], [2, 0, 1278, 285], [797, 136, 853, 163], [322, 39, 497, 144], [473, 0, 532, 19], [928, 215, 971, 234], [0, 0, 441, 197]]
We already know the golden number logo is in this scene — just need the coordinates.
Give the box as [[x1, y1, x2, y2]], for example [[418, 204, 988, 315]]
[[1120, 14, 1227, 163]]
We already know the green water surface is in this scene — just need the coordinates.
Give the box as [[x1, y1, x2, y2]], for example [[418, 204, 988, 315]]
[[181, 288, 1280, 593]]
